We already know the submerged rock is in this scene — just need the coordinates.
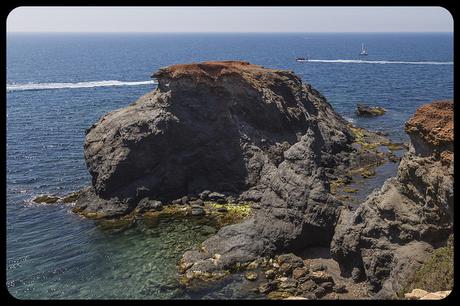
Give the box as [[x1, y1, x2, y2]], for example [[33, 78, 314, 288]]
[[331, 100, 454, 298], [356, 104, 386, 117], [135, 198, 163, 213], [33, 195, 60, 204], [244, 271, 258, 281], [190, 205, 206, 216]]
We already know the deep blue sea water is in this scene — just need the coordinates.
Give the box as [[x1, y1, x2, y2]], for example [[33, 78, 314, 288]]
[[6, 33, 453, 299]]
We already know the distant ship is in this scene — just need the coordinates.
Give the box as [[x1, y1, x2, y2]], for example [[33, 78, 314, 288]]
[[359, 43, 368, 56], [296, 55, 310, 62]]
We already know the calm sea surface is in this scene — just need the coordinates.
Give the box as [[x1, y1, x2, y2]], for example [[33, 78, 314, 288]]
[[6, 33, 453, 299]]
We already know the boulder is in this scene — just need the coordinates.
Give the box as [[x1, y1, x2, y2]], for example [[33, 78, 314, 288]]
[[356, 104, 386, 117], [208, 192, 226, 202], [190, 205, 205, 216], [33, 195, 60, 204], [135, 198, 163, 213], [244, 271, 258, 281]]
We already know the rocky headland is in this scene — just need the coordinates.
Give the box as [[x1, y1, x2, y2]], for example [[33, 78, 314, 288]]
[[42, 61, 452, 299], [331, 100, 453, 298]]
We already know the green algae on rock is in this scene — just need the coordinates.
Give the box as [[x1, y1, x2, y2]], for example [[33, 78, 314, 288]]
[[33, 195, 60, 204], [400, 235, 453, 296]]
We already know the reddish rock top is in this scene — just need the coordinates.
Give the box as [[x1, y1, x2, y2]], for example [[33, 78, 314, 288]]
[[405, 100, 453, 147], [154, 61, 276, 80]]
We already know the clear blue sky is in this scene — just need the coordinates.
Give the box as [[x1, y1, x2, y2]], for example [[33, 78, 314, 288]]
[[7, 6, 453, 33]]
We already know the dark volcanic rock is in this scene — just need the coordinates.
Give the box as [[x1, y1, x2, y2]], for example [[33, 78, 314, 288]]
[[356, 104, 386, 117], [173, 61, 355, 283], [331, 100, 454, 298], [190, 205, 206, 216], [78, 61, 357, 280], [135, 198, 163, 213]]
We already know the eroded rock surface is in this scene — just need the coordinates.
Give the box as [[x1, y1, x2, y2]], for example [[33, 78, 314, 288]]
[[330, 100, 454, 298], [76, 61, 361, 281]]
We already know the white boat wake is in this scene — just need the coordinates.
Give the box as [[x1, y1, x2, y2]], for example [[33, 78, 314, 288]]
[[7, 80, 157, 92], [297, 59, 453, 65]]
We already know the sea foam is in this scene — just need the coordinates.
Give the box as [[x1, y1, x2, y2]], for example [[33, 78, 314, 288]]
[[297, 59, 453, 65], [7, 80, 157, 92]]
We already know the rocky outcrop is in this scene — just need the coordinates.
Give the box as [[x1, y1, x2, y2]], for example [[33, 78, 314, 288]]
[[76, 61, 354, 215], [75, 61, 363, 281], [330, 100, 453, 298], [356, 104, 386, 117]]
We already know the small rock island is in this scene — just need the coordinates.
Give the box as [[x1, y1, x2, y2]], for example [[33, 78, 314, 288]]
[[64, 61, 452, 299]]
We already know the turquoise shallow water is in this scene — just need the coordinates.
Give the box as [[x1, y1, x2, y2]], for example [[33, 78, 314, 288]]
[[6, 33, 453, 299]]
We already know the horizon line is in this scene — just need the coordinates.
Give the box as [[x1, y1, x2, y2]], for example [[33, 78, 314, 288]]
[[7, 31, 454, 34]]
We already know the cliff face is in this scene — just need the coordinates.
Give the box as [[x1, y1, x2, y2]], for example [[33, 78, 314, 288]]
[[330, 100, 454, 298], [76, 61, 359, 279], [78, 61, 353, 214]]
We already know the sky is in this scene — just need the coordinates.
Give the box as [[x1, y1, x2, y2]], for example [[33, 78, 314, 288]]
[[7, 6, 453, 33]]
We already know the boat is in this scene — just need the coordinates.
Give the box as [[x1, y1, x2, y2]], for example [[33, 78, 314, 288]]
[[296, 55, 309, 62], [359, 43, 368, 56]]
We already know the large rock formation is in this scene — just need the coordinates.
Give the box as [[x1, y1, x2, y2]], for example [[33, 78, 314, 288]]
[[330, 100, 454, 298], [75, 61, 359, 277]]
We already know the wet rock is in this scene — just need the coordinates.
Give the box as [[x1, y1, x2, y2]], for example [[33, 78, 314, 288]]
[[33, 195, 60, 204], [181, 196, 189, 205], [189, 199, 204, 206], [356, 104, 386, 117], [73, 186, 134, 218], [61, 192, 81, 203], [172, 198, 182, 205], [217, 207, 228, 213], [135, 198, 163, 213], [199, 190, 211, 200], [208, 192, 226, 202], [244, 271, 258, 281], [190, 205, 205, 216]]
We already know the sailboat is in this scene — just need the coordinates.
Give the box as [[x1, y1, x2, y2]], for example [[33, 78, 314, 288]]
[[360, 43, 368, 56]]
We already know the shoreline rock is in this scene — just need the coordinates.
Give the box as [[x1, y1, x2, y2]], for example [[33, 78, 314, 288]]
[[331, 100, 453, 298], [356, 104, 386, 117], [60, 61, 446, 299]]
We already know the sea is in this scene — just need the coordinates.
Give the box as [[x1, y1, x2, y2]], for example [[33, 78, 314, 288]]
[[6, 33, 453, 299]]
